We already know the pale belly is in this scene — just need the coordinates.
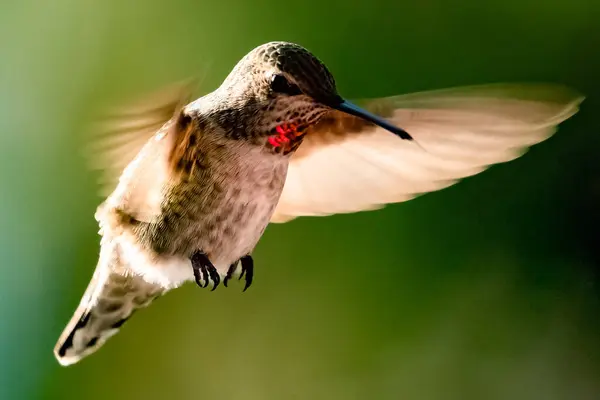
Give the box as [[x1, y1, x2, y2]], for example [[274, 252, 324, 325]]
[[118, 157, 288, 290], [119, 209, 275, 289]]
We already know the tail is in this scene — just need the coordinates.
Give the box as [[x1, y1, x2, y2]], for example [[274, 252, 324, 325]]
[[54, 262, 164, 366]]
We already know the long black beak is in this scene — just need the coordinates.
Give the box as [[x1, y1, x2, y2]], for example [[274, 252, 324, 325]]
[[330, 99, 413, 141]]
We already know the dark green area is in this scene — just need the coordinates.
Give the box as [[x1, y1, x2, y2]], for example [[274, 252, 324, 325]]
[[1, 0, 599, 399]]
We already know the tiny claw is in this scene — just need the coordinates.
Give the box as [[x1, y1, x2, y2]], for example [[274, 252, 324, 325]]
[[201, 268, 209, 288], [192, 268, 203, 288], [243, 273, 253, 292], [240, 255, 254, 292], [224, 262, 238, 287], [208, 267, 220, 291]]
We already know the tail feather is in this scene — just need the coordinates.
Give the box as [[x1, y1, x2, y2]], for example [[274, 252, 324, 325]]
[[54, 265, 164, 366]]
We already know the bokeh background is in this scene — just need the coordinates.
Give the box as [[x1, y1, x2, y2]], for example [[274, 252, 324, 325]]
[[1, 0, 599, 399]]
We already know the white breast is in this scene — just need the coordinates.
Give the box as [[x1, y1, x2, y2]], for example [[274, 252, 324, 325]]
[[118, 235, 194, 289]]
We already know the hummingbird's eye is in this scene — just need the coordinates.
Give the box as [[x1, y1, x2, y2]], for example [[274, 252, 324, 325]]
[[270, 74, 302, 96]]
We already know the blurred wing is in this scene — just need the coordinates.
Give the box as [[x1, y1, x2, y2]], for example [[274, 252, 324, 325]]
[[271, 83, 584, 223], [84, 79, 197, 198]]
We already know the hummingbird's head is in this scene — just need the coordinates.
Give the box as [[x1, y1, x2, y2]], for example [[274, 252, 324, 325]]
[[209, 41, 411, 150], [215, 42, 338, 136]]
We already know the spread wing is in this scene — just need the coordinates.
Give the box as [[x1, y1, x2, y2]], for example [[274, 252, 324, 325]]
[[84, 79, 197, 198], [83, 79, 205, 223], [271, 83, 584, 223]]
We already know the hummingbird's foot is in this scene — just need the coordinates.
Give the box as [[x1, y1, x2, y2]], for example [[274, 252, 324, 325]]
[[190, 251, 220, 291], [223, 255, 253, 291]]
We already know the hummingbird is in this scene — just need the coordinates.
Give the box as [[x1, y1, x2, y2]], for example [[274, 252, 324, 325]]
[[54, 41, 584, 366]]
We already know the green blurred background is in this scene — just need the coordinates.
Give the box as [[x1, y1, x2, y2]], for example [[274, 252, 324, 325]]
[[1, 0, 599, 399]]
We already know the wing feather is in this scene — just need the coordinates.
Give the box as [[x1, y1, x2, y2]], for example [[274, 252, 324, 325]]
[[271, 83, 584, 223], [83, 79, 197, 197]]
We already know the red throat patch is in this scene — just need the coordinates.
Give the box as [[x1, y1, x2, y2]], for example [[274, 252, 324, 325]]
[[268, 123, 299, 147], [267, 123, 307, 154]]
